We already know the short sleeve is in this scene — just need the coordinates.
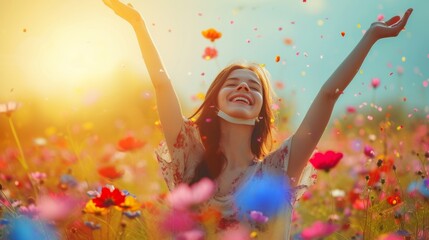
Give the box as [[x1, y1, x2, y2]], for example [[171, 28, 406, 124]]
[[154, 120, 204, 191], [263, 135, 317, 204], [264, 135, 293, 170]]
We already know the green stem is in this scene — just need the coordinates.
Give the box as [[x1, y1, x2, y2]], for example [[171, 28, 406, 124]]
[[8, 116, 28, 171]]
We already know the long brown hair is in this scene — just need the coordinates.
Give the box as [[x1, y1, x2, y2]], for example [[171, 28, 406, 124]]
[[189, 63, 276, 184]]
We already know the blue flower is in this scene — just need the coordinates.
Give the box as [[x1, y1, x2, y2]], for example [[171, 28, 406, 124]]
[[234, 173, 292, 219], [5, 215, 59, 240]]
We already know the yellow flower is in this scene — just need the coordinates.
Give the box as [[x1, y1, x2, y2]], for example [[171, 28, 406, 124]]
[[116, 195, 141, 212], [83, 199, 109, 215]]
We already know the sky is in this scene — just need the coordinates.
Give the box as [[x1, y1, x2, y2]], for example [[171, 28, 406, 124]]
[[0, 0, 428, 129]]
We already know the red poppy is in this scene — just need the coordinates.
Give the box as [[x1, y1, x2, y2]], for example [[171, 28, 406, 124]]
[[387, 195, 401, 206], [92, 187, 125, 208], [117, 136, 145, 152], [201, 28, 222, 42], [98, 165, 124, 179], [309, 151, 343, 172], [202, 47, 218, 60]]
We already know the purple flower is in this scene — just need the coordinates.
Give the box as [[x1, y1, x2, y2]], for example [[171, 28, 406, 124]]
[[249, 210, 269, 224]]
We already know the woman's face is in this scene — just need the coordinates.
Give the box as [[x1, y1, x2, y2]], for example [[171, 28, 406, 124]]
[[217, 69, 264, 121]]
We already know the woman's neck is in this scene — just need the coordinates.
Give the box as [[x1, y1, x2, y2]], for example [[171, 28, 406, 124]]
[[218, 119, 255, 170]]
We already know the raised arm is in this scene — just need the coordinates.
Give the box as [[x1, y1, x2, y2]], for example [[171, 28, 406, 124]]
[[287, 8, 413, 184], [103, 0, 185, 148]]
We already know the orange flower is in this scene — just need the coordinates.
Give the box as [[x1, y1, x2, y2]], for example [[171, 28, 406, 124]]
[[98, 165, 124, 179], [117, 136, 145, 151], [201, 28, 222, 42]]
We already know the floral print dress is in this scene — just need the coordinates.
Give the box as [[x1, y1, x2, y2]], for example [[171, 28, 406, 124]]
[[155, 120, 316, 239]]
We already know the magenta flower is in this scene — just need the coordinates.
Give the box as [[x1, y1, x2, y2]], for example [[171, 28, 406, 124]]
[[301, 221, 338, 240], [176, 229, 205, 240], [250, 210, 269, 224], [161, 209, 196, 234], [363, 146, 376, 158], [166, 178, 215, 211]]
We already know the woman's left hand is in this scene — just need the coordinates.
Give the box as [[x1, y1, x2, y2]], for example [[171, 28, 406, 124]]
[[368, 8, 413, 41]]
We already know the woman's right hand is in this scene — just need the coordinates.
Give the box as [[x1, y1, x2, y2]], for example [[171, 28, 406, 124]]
[[102, 0, 142, 25]]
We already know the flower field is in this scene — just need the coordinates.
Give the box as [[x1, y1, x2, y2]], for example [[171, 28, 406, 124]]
[[0, 92, 428, 239]]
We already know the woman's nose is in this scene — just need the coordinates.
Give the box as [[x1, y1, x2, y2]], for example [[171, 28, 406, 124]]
[[236, 82, 250, 91]]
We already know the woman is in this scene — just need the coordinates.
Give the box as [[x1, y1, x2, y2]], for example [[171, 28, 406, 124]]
[[102, 0, 413, 238]]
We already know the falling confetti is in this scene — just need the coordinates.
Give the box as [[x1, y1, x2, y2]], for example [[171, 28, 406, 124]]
[[202, 47, 218, 60], [401, 56, 406, 62], [357, 23, 361, 28], [377, 14, 385, 21], [283, 38, 293, 45], [201, 28, 222, 42], [341, 32, 346, 37], [275, 55, 281, 62]]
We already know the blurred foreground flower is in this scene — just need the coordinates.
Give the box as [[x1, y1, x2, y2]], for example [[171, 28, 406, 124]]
[[309, 150, 343, 172], [407, 178, 429, 198], [234, 173, 292, 219], [117, 136, 145, 152], [166, 178, 215, 211], [97, 165, 124, 179], [300, 221, 338, 240], [0, 101, 21, 117], [4, 215, 59, 240], [201, 28, 222, 42]]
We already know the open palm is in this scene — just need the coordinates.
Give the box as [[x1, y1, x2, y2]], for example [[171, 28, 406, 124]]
[[369, 8, 413, 40]]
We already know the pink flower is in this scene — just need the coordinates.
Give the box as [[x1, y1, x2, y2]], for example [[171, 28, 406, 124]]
[[161, 209, 196, 234], [176, 229, 205, 240], [309, 151, 343, 172], [30, 172, 47, 184], [167, 178, 215, 210], [371, 78, 381, 89], [37, 194, 79, 221], [301, 221, 338, 240], [250, 210, 269, 223]]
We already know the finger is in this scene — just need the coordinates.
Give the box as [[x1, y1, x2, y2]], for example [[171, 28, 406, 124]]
[[385, 16, 400, 26], [392, 8, 413, 29]]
